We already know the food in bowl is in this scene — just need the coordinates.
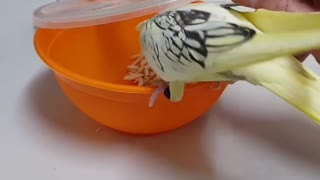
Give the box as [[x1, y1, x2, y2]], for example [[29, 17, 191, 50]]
[[124, 54, 162, 87]]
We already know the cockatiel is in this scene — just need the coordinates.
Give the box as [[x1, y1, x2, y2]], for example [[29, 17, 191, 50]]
[[137, 2, 320, 124]]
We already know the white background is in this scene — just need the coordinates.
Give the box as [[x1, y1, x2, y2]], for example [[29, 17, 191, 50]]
[[1, 0, 320, 179]]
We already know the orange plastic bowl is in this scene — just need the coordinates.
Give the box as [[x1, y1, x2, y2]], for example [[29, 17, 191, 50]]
[[33, 14, 227, 135]]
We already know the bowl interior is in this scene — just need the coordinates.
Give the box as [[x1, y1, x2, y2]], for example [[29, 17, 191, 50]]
[[35, 14, 158, 91]]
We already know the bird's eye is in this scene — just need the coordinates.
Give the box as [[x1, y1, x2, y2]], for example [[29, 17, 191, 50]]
[[163, 87, 171, 99]]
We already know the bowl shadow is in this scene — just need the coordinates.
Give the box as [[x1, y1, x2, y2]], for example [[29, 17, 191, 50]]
[[25, 68, 218, 179]]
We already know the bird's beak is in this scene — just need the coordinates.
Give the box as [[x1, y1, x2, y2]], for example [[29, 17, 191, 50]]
[[136, 20, 148, 31]]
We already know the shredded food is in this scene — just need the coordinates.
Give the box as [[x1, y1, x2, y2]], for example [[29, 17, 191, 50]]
[[124, 54, 168, 107], [124, 54, 163, 87], [123, 53, 234, 107]]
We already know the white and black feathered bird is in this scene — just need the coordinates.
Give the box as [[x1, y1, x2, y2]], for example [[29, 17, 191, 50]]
[[137, 2, 320, 125]]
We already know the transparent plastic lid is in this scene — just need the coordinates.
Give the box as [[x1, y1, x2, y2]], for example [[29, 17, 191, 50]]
[[33, 0, 195, 29]]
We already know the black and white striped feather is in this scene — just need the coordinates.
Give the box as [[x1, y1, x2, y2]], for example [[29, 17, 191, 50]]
[[139, 3, 256, 81]]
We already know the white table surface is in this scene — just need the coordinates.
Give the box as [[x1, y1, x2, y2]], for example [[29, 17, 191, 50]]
[[2, 0, 320, 179]]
